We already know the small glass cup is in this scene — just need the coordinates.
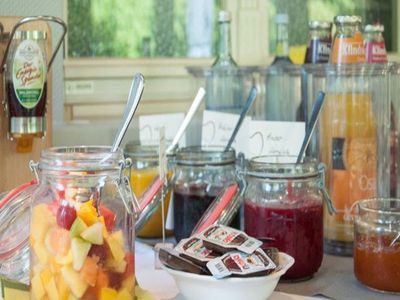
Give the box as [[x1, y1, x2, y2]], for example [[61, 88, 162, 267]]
[[354, 198, 400, 293]]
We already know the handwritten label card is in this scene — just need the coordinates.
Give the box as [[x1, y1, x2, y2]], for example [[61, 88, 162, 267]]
[[139, 113, 185, 146], [248, 121, 305, 160], [202, 110, 250, 155]]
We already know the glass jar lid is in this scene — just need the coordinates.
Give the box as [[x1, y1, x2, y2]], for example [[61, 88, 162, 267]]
[[39, 146, 124, 172], [334, 15, 362, 25], [124, 142, 158, 161], [0, 181, 38, 283], [175, 146, 236, 166], [247, 156, 319, 179], [13, 30, 47, 40]]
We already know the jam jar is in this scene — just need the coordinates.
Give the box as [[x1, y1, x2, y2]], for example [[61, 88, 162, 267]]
[[354, 198, 400, 293], [243, 156, 333, 280], [124, 142, 173, 238], [29, 146, 137, 300], [172, 146, 238, 242]]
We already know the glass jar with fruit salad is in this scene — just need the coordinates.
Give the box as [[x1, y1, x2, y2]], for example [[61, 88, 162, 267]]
[[124, 142, 173, 238], [243, 156, 334, 281], [29, 146, 138, 300], [172, 146, 239, 242]]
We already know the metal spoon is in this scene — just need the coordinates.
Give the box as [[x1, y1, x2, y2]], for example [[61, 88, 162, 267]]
[[166, 87, 206, 154], [296, 91, 325, 164], [111, 73, 145, 152], [225, 86, 257, 151]]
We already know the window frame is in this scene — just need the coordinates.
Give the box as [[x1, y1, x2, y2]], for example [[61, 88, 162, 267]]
[[63, 0, 400, 122]]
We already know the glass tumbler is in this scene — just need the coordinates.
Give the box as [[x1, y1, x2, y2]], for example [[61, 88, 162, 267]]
[[354, 198, 400, 293]]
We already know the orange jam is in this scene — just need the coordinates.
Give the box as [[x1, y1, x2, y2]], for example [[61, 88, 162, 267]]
[[354, 235, 400, 293]]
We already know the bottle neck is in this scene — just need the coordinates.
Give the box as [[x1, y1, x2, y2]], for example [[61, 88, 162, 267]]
[[215, 21, 236, 66], [275, 22, 289, 57]]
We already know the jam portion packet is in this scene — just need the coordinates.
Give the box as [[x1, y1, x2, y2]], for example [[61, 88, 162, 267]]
[[198, 224, 262, 254], [158, 247, 210, 275], [175, 236, 220, 266], [207, 248, 277, 279]]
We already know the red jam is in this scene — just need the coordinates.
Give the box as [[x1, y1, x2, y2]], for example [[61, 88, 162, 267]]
[[244, 195, 323, 280], [354, 235, 400, 292]]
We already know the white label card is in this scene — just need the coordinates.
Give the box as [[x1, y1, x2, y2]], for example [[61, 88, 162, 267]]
[[139, 113, 185, 146], [248, 121, 305, 161], [201, 110, 250, 155]]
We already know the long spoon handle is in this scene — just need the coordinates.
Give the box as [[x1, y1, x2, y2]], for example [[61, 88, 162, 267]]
[[111, 74, 145, 152], [167, 87, 206, 153], [296, 91, 325, 164], [225, 86, 257, 151]]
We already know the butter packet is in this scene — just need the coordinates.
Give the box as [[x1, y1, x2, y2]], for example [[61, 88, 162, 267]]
[[206, 248, 277, 279], [198, 224, 262, 254], [175, 237, 219, 266]]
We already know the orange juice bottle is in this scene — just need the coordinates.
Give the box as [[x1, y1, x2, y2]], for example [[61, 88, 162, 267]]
[[125, 143, 173, 238], [322, 15, 377, 256]]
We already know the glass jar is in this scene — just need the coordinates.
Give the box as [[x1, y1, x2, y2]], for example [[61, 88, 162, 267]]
[[354, 198, 400, 293], [124, 143, 173, 238], [0, 181, 37, 284], [243, 156, 330, 280], [172, 146, 237, 242], [29, 146, 137, 300]]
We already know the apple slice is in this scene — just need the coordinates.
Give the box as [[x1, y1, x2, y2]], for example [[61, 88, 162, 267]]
[[71, 237, 91, 271], [70, 217, 88, 238], [81, 222, 104, 245], [61, 265, 89, 298]]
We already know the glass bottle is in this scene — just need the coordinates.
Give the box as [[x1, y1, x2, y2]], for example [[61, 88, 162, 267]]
[[271, 14, 292, 66], [243, 156, 329, 280], [29, 146, 137, 300], [304, 21, 332, 64], [172, 146, 238, 242], [354, 198, 400, 293], [124, 143, 173, 238], [330, 15, 365, 64], [206, 11, 242, 114], [5, 31, 47, 145], [364, 24, 387, 63]]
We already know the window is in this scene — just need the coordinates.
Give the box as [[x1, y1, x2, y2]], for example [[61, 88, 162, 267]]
[[67, 0, 222, 58], [268, 0, 397, 62]]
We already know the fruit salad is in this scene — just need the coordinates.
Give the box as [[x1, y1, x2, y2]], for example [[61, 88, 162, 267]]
[[30, 198, 135, 300]]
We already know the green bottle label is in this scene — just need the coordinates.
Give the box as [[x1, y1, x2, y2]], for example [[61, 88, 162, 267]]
[[12, 39, 46, 109]]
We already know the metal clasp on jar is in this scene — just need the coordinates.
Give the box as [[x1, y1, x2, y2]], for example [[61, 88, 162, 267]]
[[317, 163, 336, 215], [117, 158, 141, 218]]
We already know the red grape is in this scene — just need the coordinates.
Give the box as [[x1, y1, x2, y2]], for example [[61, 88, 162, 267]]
[[56, 202, 77, 229], [89, 244, 108, 263]]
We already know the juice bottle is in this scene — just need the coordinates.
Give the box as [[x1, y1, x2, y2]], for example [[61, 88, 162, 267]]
[[322, 15, 378, 256], [304, 20, 332, 64], [364, 24, 387, 63], [125, 143, 173, 238]]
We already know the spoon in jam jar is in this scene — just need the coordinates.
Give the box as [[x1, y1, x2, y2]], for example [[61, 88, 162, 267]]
[[296, 91, 325, 164]]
